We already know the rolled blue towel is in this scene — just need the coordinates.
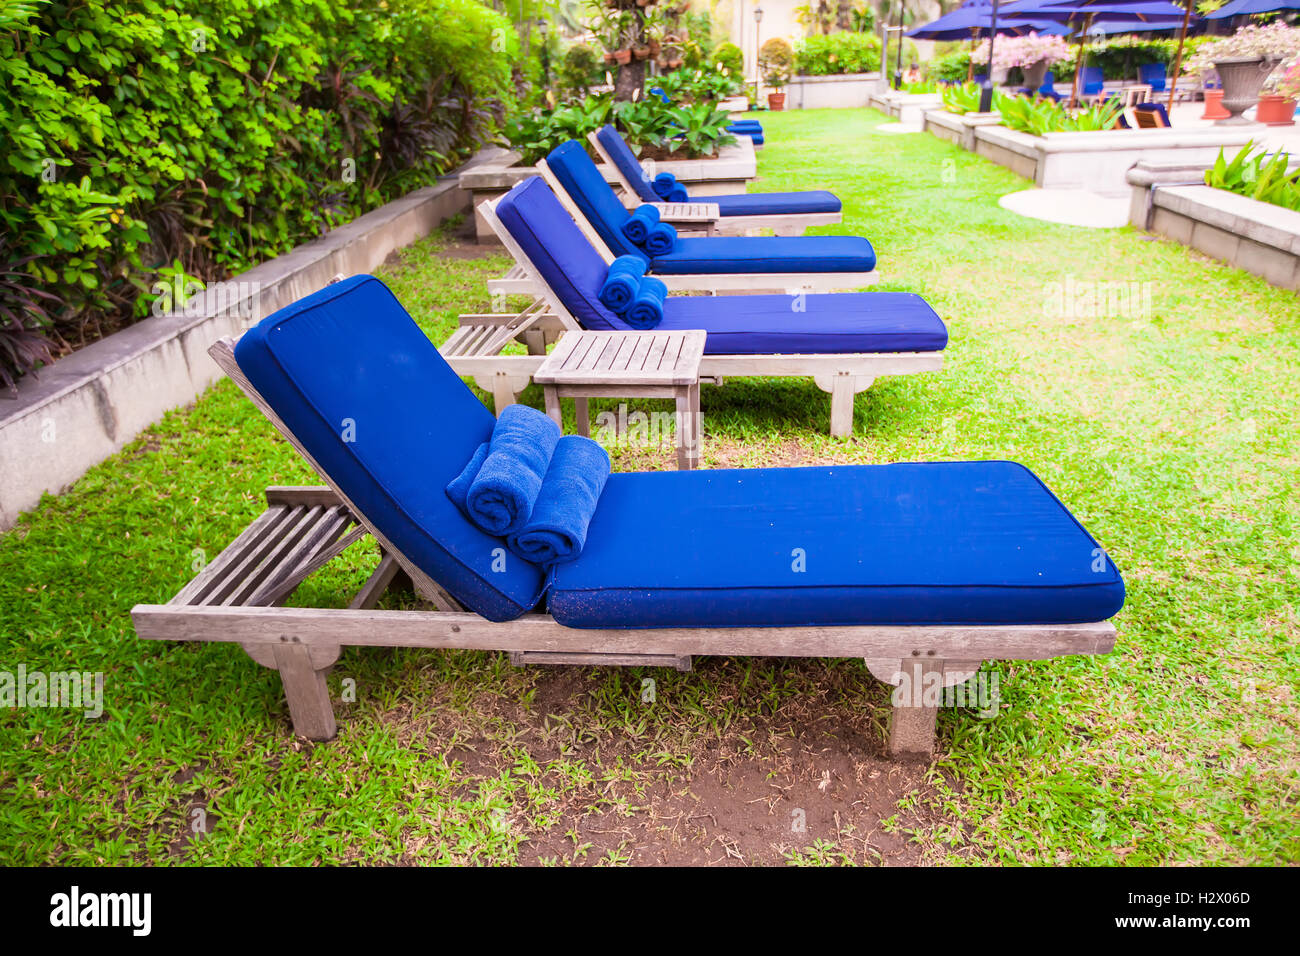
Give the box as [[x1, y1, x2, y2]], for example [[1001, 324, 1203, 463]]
[[652, 172, 678, 200], [465, 404, 561, 536], [445, 441, 489, 513], [507, 436, 611, 566], [667, 183, 689, 203], [621, 204, 661, 246], [598, 255, 646, 312], [625, 276, 667, 330], [643, 221, 677, 257]]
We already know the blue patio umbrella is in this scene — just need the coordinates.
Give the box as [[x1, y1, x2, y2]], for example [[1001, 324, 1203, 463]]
[[906, 0, 1070, 40], [1202, 0, 1300, 16]]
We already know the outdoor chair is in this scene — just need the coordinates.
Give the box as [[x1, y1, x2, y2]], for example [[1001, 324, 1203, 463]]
[[132, 275, 1124, 757], [589, 126, 837, 234], [1133, 102, 1171, 128], [488, 140, 878, 297], [450, 177, 945, 436], [1138, 63, 1167, 93]]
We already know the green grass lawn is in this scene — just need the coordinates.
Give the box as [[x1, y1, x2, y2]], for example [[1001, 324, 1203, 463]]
[[1, 108, 1296, 866]]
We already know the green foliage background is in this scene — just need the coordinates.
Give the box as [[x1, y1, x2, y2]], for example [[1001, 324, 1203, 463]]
[[0, 0, 517, 385]]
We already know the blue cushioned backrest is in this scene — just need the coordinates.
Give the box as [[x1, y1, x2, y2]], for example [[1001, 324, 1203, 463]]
[[496, 177, 631, 333], [595, 125, 660, 203], [546, 141, 648, 263], [233, 275, 548, 621]]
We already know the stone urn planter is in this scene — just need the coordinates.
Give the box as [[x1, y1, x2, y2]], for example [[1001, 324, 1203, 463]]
[[1214, 56, 1280, 125], [1256, 93, 1297, 126], [1022, 58, 1050, 91]]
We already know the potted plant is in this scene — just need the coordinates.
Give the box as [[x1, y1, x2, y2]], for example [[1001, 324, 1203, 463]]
[[1184, 23, 1300, 125], [1258, 56, 1299, 126], [759, 37, 793, 111]]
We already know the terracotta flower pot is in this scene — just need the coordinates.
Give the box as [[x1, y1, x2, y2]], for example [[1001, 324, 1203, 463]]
[[767, 92, 786, 111], [1201, 88, 1229, 120], [1256, 93, 1297, 126], [648, 40, 661, 57], [632, 45, 650, 61], [613, 49, 632, 65], [603, 52, 615, 64], [1214, 57, 1278, 126]]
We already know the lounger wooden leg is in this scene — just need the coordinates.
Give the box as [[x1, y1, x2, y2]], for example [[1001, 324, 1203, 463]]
[[574, 398, 590, 436], [816, 374, 875, 438], [886, 659, 941, 756], [272, 644, 337, 741], [491, 372, 523, 415], [522, 330, 547, 355]]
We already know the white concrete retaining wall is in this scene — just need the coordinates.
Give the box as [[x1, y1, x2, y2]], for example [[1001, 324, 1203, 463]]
[[1128, 165, 1300, 290], [0, 148, 504, 530], [787, 73, 882, 110], [972, 125, 1257, 197]]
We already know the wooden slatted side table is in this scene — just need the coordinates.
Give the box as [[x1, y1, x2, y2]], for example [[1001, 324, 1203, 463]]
[[533, 329, 706, 470]]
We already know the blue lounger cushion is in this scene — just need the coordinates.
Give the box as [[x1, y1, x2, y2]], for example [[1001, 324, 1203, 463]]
[[711, 191, 840, 216], [496, 177, 941, 353], [233, 275, 548, 622], [546, 141, 873, 271], [549, 462, 1126, 628]]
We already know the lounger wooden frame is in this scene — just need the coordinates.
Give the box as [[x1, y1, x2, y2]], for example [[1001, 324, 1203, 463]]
[[486, 159, 878, 297], [129, 339, 1116, 756], [445, 198, 942, 437], [586, 131, 842, 237]]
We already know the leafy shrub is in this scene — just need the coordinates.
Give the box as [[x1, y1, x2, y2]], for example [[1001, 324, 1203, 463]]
[[759, 37, 794, 89], [941, 81, 986, 115], [929, 50, 972, 83], [794, 33, 883, 76], [997, 93, 1122, 135], [558, 42, 604, 101], [711, 41, 744, 80], [1206, 142, 1300, 212], [505, 93, 735, 166], [0, 0, 518, 390]]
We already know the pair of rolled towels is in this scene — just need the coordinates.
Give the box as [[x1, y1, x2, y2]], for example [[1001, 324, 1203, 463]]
[[597, 255, 667, 329], [621, 204, 677, 256], [446, 405, 610, 567], [651, 171, 689, 203]]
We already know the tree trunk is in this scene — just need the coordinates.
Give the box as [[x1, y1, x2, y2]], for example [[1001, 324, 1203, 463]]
[[613, 2, 646, 102], [615, 59, 646, 101]]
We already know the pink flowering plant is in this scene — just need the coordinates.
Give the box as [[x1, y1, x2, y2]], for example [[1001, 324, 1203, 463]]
[[1184, 22, 1300, 74], [971, 32, 1070, 71], [1268, 56, 1300, 100]]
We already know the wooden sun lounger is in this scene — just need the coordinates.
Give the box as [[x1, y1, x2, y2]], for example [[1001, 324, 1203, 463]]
[[130, 338, 1115, 756], [445, 199, 941, 438], [586, 131, 842, 237], [500, 160, 878, 297]]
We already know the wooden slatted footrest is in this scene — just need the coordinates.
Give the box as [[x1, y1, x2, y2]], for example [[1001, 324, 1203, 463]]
[[169, 486, 366, 609], [509, 651, 693, 672]]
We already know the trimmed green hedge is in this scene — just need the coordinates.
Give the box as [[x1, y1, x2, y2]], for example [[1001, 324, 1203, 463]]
[[795, 33, 886, 76], [0, 0, 517, 390]]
